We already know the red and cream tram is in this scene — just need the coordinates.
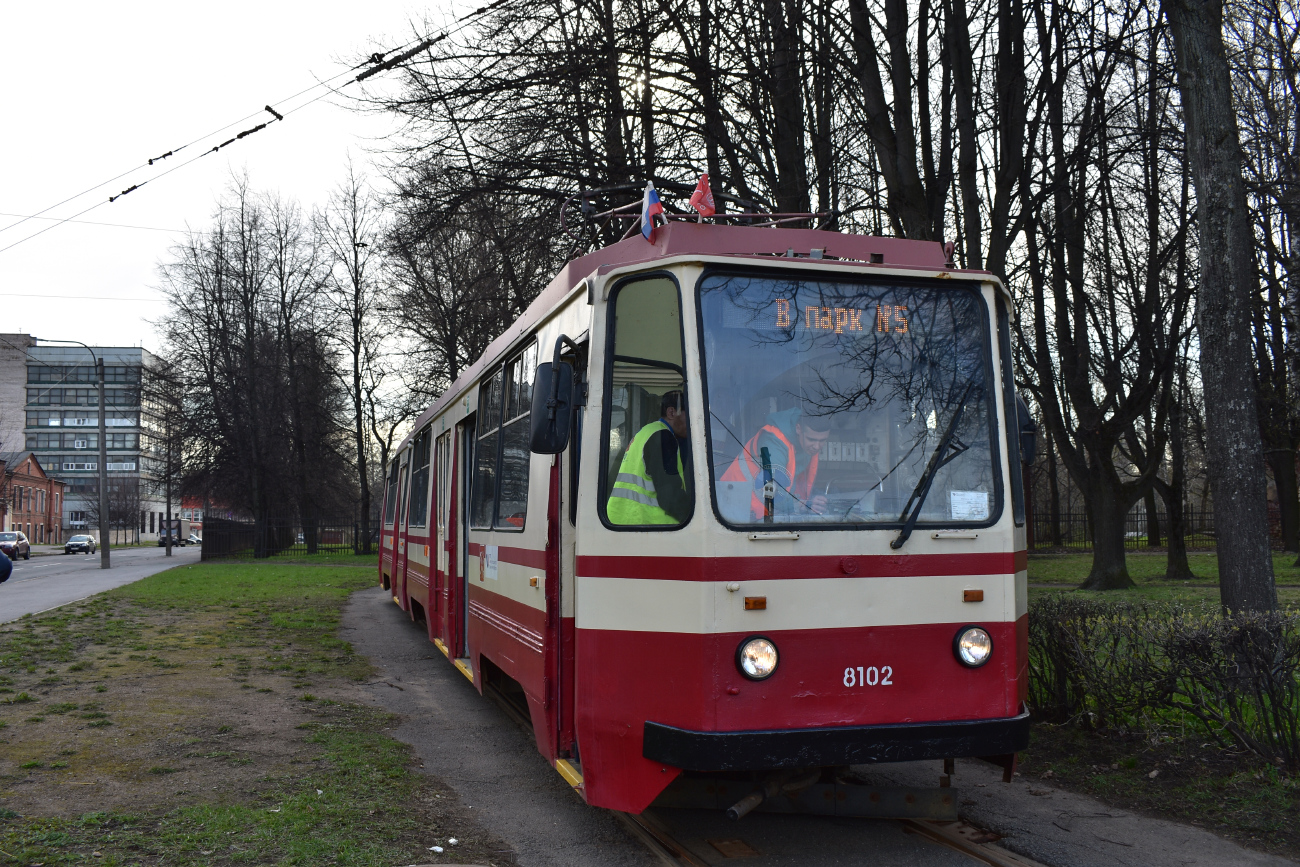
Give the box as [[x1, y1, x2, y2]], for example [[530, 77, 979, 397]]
[[378, 220, 1030, 815]]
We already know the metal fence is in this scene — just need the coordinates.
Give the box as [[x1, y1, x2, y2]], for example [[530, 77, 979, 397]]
[[1028, 510, 1221, 552], [201, 515, 382, 560]]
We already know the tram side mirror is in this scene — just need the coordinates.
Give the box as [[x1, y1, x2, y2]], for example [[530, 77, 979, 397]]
[[530, 360, 574, 453], [1016, 394, 1038, 465]]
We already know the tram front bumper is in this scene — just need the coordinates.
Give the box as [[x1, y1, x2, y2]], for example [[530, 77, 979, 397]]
[[642, 710, 1030, 772]]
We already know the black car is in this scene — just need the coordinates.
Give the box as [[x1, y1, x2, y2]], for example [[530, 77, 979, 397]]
[[64, 534, 97, 554], [0, 531, 30, 560]]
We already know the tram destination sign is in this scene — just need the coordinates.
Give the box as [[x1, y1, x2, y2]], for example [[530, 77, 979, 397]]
[[772, 298, 910, 334]]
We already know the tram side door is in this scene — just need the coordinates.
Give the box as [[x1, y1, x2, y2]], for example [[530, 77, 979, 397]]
[[551, 341, 586, 759], [452, 415, 475, 658], [432, 431, 451, 640], [386, 463, 407, 595], [394, 463, 410, 606]]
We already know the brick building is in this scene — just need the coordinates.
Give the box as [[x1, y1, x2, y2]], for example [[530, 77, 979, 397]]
[[1, 451, 66, 545]]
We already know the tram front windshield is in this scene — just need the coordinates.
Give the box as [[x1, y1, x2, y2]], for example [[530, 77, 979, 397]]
[[699, 271, 998, 528]]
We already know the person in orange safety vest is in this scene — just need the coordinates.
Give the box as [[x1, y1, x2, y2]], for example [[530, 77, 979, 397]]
[[720, 407, 832, 520]]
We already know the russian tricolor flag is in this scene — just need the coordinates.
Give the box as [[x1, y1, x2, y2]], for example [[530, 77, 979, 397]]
[[641, 181, 664, 242]]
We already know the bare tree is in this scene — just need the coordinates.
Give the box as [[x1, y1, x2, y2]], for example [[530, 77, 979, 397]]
[[157, 174, 355, 557], [319, 164, 388, 553]]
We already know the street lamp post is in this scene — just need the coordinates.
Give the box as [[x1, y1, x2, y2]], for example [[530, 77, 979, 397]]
[[36, 339, 110, 570]]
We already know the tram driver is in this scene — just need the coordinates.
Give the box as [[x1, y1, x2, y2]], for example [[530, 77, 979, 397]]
[[721, 405, 832, 520], [607, 390, 694, 526]]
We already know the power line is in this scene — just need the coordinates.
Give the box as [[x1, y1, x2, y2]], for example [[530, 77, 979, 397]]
[[0, 4, 509, 257], [0, 64, 365, 246], [0, 292, 159, 301], [0, 213, 187, 233]]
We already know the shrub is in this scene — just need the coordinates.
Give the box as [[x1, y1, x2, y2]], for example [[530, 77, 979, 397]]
[[1028, 597, 1300, 773]]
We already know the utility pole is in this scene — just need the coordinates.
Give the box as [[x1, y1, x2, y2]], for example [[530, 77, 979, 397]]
[[164, 407, 173, 558], [97, 356, 109, 569]]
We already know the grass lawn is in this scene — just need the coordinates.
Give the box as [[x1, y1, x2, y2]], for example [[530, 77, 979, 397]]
[[1027, 551, 1300, 606], [1028, 550, 1300, 584], [0, 561, 512, 867]]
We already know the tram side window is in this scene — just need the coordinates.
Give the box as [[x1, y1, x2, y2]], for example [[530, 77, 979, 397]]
[[383, 459, 400, 525], [471, 342, 537, 531], [435, 431, 450, 535], [602, 276, 693, 529], [497, 344, 536, 528], [408, 427, 432, 527], [471, 369, 504, 528]]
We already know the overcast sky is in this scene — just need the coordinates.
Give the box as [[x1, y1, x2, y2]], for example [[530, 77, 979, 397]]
[[0, 1, 442, 351]]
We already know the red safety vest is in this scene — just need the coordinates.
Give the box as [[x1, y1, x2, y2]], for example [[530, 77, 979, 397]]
[[720, 424, 819, 518]]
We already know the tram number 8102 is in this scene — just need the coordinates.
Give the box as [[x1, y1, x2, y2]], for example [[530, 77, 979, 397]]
[[844, 665, 893, 687]]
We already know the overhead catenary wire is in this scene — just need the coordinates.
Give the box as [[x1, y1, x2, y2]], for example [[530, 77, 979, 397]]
[[0, 213, 188, 233], [1, 7, 506, 258], [0, 104, 274, 238]]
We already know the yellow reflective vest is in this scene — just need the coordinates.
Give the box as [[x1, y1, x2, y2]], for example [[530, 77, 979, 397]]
[[607, 420, 685, 525]]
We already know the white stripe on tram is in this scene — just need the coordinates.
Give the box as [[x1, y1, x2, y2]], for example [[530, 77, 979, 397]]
[[575, 572, 1027, 634]]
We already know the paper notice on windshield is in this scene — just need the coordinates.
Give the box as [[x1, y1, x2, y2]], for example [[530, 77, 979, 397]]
[[950, 490, 989, 521]]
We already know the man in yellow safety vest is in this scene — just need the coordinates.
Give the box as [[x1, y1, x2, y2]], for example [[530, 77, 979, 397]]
[[607, 390, 693, 525]]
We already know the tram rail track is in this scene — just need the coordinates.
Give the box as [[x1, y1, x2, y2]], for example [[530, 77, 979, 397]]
[[483, 677, 1047, 867], [621, 807, 1049, 867]]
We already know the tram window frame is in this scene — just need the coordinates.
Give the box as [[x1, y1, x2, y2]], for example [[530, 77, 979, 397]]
[[598, 271, 694, 532], [435, 430, 451, 538], [383, 458, 400, 525], [408, 426, 433, 528], [567, 340, 589, 526], [692, 265, 1004, 532], [470, 340, 538, 532], [996, 297, 1026, 526]]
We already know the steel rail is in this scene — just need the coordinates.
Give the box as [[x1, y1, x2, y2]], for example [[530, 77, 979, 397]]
[[481, 663, 1043, 867], [902, 818, 1052, 867]]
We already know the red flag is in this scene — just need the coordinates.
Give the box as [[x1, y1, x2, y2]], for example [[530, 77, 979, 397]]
[[689, 173, 716, 218]]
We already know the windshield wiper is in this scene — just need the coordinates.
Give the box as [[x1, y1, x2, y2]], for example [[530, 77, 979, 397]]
[[890, 382, 976, 550]]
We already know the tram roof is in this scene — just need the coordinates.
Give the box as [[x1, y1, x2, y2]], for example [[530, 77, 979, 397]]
[[398, 222, 982, 450]]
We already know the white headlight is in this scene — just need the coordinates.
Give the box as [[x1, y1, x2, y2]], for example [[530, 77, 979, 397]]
[[954, 626, 993, 667], [737, 637, 778, 680]]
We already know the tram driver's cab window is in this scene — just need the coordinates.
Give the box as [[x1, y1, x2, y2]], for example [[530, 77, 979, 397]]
[[699, 271, 999, 528], [602, 275, 694, 529]]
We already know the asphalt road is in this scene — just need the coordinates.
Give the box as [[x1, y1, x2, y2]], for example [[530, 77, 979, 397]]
[[0, 544, 201, 623], [345, 586, 981, 867]]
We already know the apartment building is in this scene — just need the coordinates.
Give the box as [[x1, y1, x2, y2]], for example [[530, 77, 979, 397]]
[[16, 343, 170, 542]]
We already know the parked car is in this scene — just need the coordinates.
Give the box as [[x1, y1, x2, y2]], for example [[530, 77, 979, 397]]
[[0, 531, 30, 560], [187, 534, 202, 546], [64, 534, 97, 554]]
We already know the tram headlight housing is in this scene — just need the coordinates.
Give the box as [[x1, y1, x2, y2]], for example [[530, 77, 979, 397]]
[[953, 625, 994, 668], [736, 636, 779, 680]]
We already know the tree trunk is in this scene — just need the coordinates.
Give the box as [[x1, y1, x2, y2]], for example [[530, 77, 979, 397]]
[[1144, 488, 1161, 547], [1161, 397, 1195, 579], [764, 0, 810, 213], [1162, 487, 1193, 580], [1166, 0, 1276, 611], [947, 0, 981, 265], [1048, 439, 1062, 547], [1079, 475, 1136, 590], [1266, 448, 1299, 552]]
